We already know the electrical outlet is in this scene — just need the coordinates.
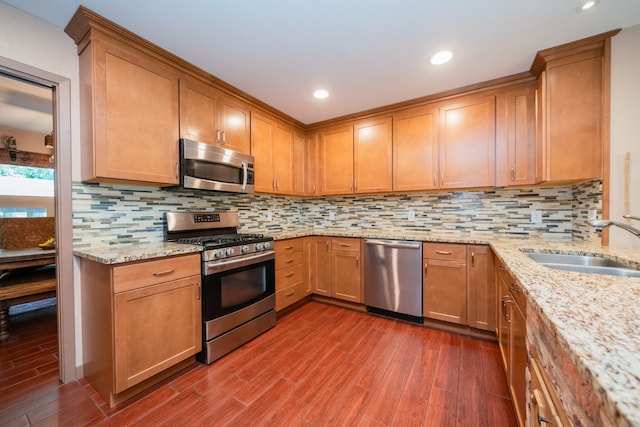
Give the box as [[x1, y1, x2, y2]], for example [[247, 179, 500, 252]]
[[266, 211, 273, 221], [408, 210, 416, 221], [588, 209, 597, 221], [329, 212, 335, 220], [531, 209, 543, 224]]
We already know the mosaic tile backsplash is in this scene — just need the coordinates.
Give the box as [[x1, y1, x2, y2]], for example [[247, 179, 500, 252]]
[[72, 180, 602, 247]]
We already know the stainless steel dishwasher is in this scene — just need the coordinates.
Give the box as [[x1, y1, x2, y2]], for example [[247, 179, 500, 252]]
[[364, 239, 423, 323]]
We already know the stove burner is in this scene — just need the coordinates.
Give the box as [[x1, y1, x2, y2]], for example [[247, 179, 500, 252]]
[[177, 233, 265, 247]]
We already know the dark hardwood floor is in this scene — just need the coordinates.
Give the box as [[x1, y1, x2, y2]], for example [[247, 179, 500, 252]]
[[0, 301, 517, 426]]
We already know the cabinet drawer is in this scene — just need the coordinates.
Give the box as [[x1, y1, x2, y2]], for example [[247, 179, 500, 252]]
[[275, 239, 303, 255], [331, 237, 360, 252], [275, 250, 303, 271], [423, 242, 466, 261], [497, 263, 526, 313], [275, 282, 305, 311], [113, 254, 200, 293], [276, 264, 303, 290]]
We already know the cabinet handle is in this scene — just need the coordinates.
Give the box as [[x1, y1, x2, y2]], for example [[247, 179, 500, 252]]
[[313, 184, 317, 194], [354, 180, 357, 191], [285, 259, 294, 264], [340, 243, 351, 247], [441, 172, 445, 186], [326, 241, 330, 250], [216, 130, 222, 144], [436, 251, 452, 255], [501, 295, 512, 322], [349, 180, 353, 191], [355, 256, 359, 268], [424, 263, 428, 276], [152, 269, 175, 277], [286, 272, 294, 278], [498, 265, 507, 271], [175, 163, 179, 179], [284, 246, 294, 250], [433, 174, 437, 187], [509, 283, 520, 293], [471, 252, 475, 266], [285, 291, 295, 297], [510, 167, 515, 182], [276, 179, 279, 190], [197, 283, 201, 300], [221, 131, 226, 145]]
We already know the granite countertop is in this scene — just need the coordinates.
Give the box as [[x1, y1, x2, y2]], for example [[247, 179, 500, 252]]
[[73, 230, 640, 425]]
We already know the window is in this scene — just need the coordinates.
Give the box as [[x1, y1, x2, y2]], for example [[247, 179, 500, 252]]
[[0, 164, 54, 217]]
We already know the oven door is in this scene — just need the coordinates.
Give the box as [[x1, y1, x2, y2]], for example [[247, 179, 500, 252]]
[[202, 251, 275, 323]]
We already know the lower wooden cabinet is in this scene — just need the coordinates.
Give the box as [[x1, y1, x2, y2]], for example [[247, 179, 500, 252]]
[[423, 243, 495, 332], [529, 349, 570, 427], [275, 238, 306, 311], [496, 260, 527, 427], [306, 236, 362, 303], [79, 253, 201, 407]]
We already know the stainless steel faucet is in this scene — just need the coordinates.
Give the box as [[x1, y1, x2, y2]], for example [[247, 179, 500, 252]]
[[589, 216, 640, 237]]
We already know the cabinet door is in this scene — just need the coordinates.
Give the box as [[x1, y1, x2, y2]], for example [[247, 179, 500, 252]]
[[179, 77, 219, 145], [496, 84, 538, 187], [354, 117, 392, 193], [439, 95, 496, 189], [331, 250, 361, 303], [293, 130, 306, 196], [393, 106, 439, 191], [305, 133, 319, 196], [218, 95, 251, 154], [423, 258, 467, 325], [467, 245, 495, 332], [113, 276, 201, 393], [251, 112, 275, 192], [544, 53, 603, 181], [321, 125, 354, 195], [311, 237, 332, 296], [274, 123, 294, 194], [302, 237, 314, 295], [510, 299, 527, 427], [496, 264, 511, 374], [90, 38, 180, 185]]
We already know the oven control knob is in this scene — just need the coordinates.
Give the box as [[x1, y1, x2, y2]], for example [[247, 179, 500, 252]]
[[263, 242, 271, 250], [215, 249, 224, 258], [255, 243, 264, 251], [226, 247, 235, 256], [241, 245, 250, 254]]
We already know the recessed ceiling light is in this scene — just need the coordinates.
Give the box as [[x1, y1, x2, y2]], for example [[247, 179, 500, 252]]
[[577, 0, 599, 11], [430, 51, 453, 65], [313, 89, 329, 99]]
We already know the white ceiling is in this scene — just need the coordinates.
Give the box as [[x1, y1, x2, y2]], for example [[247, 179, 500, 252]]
[[2, 0, 640, 126]]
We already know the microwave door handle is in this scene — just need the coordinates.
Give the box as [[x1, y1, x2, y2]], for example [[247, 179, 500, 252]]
[[241, 161, 248, 191]]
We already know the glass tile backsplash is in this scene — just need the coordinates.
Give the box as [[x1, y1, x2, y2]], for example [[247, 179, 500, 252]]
[[72, 180, 601, 247]]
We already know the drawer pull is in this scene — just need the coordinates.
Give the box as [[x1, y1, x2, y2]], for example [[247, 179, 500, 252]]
[[152, 269, 175, 277], [436, 251, 452, 255], [285, 291, 295, 297], [284, 246, 294, 250], [498, 265, 507, 271], [286, 272, 294, 278], [340, 243, 351, 247], [509, 283, 520, 293], [285, 259, 294, 264]]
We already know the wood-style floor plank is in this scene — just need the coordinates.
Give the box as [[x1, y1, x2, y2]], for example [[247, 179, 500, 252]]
[[0, 301, 517, 426]]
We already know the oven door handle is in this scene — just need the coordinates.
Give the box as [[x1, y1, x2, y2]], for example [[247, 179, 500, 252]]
[[205, 250, 274, 275]]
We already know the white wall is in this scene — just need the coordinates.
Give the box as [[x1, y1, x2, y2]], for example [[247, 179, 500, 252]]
[[610, 25, 640, 249]]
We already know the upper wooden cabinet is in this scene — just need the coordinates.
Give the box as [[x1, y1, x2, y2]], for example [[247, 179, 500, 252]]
[[251, 111, 295, 194], [179, 77, 251, 154], [71, 30, 181, 185], [532, 32, 615, 183], [495, 82, 540, 187], [393, 106, 439, 191], [320, 117, 392, 195], [439, 94, 496, 189]]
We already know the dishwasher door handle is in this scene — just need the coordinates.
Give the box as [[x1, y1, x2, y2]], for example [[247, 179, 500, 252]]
[[364, 239, 421, 250]]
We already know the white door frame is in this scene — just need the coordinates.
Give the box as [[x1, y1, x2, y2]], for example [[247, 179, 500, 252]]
[[0, 56, 77, 383]]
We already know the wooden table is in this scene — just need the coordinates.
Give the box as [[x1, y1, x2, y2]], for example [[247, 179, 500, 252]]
[[0, 248, 56, 341]]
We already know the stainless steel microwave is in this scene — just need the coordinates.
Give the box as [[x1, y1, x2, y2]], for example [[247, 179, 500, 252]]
[[178, 138, 255, 193]]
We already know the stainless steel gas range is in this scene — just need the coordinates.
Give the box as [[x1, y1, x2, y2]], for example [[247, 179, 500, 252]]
[[165, 211, 276, 364]]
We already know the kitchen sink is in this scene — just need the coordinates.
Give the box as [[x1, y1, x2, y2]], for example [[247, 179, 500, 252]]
[[526, 252, 640, 278]]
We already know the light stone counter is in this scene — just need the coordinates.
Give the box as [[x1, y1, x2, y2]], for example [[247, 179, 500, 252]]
[[74, 230, 640, 425]]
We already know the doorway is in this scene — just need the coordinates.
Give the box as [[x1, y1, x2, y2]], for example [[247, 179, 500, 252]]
[[0, 61, 76, 383]]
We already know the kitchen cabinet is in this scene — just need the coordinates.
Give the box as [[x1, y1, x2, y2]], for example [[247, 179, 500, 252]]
[[274, 238, 306, 311], [72, 29, 181, 185], [496, 261, 527, 427], [304, 132, 320, 196], [79, 254, 201, 407], [319, 117, 392, 195], [535, 38, 606, 182], [529, 349, 570, 427], [293, 130, 307, 196], [496, 82, 540, 187], [251, 111, 295, 194], [179, 76, 251, 154], [306, 237, 362, 303], [439, 94, 496, 189], [466, 245, 495, 332], [393, 105, 439, 191], [423, 243, 468, 325]]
